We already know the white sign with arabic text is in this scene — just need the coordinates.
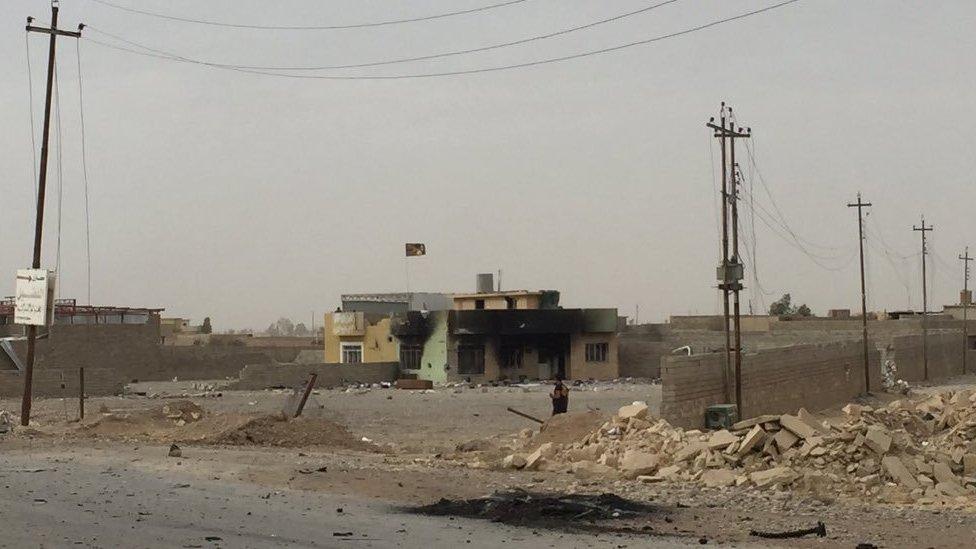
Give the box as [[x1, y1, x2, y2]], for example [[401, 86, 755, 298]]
[[15, 269, 55, 326]]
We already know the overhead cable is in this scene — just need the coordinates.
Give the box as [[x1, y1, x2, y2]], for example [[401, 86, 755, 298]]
[[89, 0, 531, 31], [92, 0, 681, 71], [83, 0, 803, 80]]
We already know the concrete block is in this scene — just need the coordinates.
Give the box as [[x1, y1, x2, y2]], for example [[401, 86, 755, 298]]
[[882, 456, 920, 490]]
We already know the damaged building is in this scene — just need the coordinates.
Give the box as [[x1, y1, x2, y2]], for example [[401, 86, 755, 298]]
[[323, 293, 452, 364], [391, 275, 619, 382]]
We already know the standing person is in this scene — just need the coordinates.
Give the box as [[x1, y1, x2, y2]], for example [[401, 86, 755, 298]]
[[550, 376, 569, 416]]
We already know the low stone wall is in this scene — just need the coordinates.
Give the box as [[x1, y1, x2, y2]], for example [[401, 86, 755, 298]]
[[0, 367, 123, 398], [231, 362, 399, 390], [661, 341, 881, 429]]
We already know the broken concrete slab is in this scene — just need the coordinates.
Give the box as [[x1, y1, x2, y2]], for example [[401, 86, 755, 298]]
[[882, 456, 920, 490], [619, 450, 660, 477], [731, 414, 780, 431], [864, 426, 892, 455], [502, 454, 527, 469], [736, 425, 766, 457], [706, 429, 739, 450], [749, 467, 797, 488], [673, 441, 706, 463], [701, 468, 737, 488], [779, 415, 817, 440], [772, 428, 799, 452], [932, 462, 957, 485], [617, 402, 649, 421]]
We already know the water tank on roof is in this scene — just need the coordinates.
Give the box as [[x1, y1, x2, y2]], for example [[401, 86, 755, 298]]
[[476, 273, 494, 293]]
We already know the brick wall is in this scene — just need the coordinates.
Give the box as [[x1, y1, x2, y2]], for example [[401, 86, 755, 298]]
[[1, 323, 321, 383], [661, 341, 881, 428], [230, 362, 399, 390], [0, 367, 123, 397], [618, 337, 670, 378], [888, 332, 964, 381]]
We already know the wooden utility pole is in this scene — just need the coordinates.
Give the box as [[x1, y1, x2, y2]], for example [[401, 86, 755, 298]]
[[913, 216, 933, 381], [715, 104, 732, 402], [847, 193, 872, 394], [960, 247, 972, 374], [21, 4, 82, 426], [707, 105, 750, 417]]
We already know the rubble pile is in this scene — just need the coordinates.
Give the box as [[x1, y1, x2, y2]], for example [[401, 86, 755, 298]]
[[499, 391, 976, 505]]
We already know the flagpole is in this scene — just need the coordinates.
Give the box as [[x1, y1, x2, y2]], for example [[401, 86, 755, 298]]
[[404, 256, 411, 293]]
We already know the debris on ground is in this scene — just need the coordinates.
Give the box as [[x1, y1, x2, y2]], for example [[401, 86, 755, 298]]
[[168, 444, 182, 458], [749, 521, 827, 539], [489, 390, 976, 506], [411, 490, 657, 527], [0, 410, 14, 434]]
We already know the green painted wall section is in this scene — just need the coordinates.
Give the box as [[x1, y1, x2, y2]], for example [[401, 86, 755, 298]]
[[417, 311, 449, 383]]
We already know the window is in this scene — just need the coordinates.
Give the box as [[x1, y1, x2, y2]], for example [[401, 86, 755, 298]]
[[475, 299, 485, 310], [501, 345, 523, 369], [505, 297, 516, 310], [585, 342, 609, 362], [458, 345, 485, 374], [400, 344, 423, 370], [341, 343, 363, 364]]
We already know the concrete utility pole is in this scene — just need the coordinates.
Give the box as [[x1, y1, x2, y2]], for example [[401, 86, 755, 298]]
[[21, 3, 82, 426], [913, 216, 933, 381], [707, 105, 750, 416], [960, 247, 972, 374], [847, 193, 872, 395]]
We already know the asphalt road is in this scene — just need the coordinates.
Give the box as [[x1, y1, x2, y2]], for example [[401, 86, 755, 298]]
[[0, 452, 699, 549]]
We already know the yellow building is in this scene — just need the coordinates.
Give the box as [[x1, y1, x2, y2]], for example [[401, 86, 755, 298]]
[[323, 312, 397, 364]]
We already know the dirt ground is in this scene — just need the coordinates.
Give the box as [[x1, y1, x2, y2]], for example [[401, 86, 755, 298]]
[[2, 378, 976, 547]]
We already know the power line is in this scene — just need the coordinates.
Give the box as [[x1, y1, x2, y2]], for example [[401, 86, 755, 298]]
[[89, 0, 682, 71], [741, 137, 842, 252], [83, 0, 803, 80], [89, 0, 531, 31], [25, 32, 38, 199], [54, 54, 64, 289], [77, 40, 93, 306]]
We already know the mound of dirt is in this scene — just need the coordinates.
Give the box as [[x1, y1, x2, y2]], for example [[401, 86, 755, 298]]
[[533, 410, 608, 447], [80, 402, 375, 452], [82, 400, 206, 439], [203, 414, 376, 451]]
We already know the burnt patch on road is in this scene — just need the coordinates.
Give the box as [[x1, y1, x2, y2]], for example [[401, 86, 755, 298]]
[[407, 490, 659, 532]]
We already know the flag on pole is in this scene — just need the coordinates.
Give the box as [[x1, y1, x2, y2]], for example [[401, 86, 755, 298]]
[[405, 243, 426, 257]]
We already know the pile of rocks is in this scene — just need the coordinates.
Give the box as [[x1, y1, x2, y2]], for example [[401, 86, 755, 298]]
[[499, 391, 976, 505]]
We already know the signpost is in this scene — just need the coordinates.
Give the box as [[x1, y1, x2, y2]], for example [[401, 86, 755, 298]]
[[14, 269, 55, 326]]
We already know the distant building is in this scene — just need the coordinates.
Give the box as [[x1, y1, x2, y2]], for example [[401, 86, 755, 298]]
[[391, 274, 619, 382], [0, 298, 162, 332], [323, 292, 452, 364]]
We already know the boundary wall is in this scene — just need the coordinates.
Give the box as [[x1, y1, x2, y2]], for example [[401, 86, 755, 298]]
[[231, 362, 399, 390]]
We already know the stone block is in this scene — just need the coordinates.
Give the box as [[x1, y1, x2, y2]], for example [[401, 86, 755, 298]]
[[707, 429, 739, 450], [619, 450, 660, 477], [736, 425, 766, 457], [864, 426, 892, 455], [749, 467, 797, 488], [779, 415, 817, 440], [701, 468, 737, 488], [617, 402, 649, 421], [773, 428, 799, 452], [882, 456, 919, 490]]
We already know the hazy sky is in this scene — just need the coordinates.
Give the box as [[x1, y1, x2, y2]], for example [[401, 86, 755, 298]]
[[2, 0, 975, 330]]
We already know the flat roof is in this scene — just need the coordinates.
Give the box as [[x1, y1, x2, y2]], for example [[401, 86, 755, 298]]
[[452, 290, 545, 299], [341, 292, 446, 303]]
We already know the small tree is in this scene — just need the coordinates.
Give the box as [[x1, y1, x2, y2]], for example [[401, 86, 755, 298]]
[[769, 293, 813, 317], [294, 322, 309, 336], [201, 317, 212, 334]]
